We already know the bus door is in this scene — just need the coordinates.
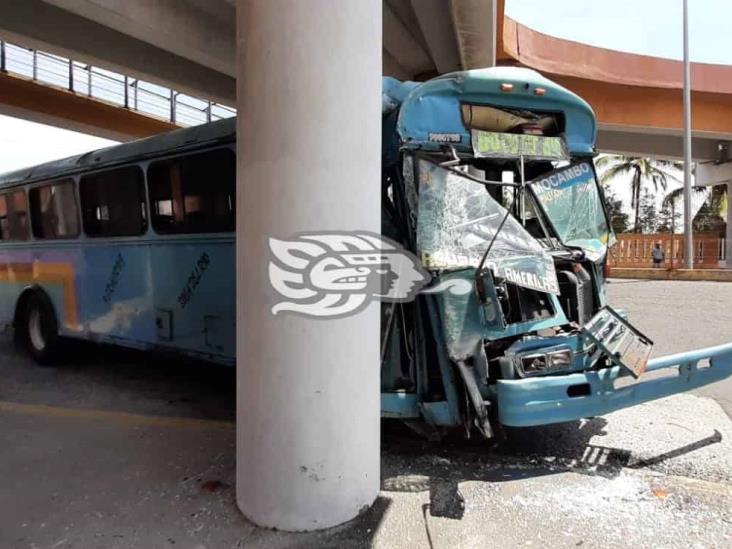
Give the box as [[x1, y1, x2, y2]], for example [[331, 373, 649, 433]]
[[146, 149, 236, 361]]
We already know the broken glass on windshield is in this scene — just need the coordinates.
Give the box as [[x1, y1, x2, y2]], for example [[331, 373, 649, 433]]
[[415, 158, 559, 295], [530, 161, 612, 260]]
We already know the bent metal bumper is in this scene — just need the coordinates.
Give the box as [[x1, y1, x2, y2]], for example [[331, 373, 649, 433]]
[[496, 342, 732, 427]]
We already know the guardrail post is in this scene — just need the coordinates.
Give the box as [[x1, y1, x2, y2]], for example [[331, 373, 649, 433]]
[[32, 49, 37, 80], [0, 41, 6, 73], [87, 65, 92, 97], [68, 60, 74, 91], [207, 100, 212, 123], [170, 89, 176, 123], [124, 75, 129, 108]]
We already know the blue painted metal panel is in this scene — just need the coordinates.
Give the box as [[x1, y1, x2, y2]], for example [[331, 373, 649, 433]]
[[148, 236, 235, 360], [381, 392, 421, 418], [80, 241, 154, 341], [496, 343, 732, 427], [0, 235, 236, 365], [396, 67, 596, 156], [421, 400, 460, 426]]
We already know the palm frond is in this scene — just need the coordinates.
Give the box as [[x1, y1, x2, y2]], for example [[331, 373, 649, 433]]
[[661, 185, 706, 208], [598, 163, 634, 185], [652, 166, 683, 184], [654, 159, 684, 171], [595, 155, 632, 169]]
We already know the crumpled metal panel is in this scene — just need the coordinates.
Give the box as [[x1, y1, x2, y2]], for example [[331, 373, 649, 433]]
[[396, 67, 596, 155], [433, 270, 494, 360]]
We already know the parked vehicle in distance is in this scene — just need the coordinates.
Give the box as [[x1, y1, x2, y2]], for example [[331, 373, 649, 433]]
[[1, 67, 730, 438]]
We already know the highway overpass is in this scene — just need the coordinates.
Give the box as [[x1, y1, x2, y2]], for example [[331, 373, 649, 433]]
[[1, 1, 731, 159]]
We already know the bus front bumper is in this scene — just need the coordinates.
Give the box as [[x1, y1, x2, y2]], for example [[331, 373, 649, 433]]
[[496, 342, 732, 427]]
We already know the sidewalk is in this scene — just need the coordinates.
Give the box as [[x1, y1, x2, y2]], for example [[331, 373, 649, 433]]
[[609, 267, 732, 281]]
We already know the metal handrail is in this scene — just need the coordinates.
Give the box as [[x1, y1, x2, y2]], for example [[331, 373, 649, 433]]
[[0, 39, 236, 127]]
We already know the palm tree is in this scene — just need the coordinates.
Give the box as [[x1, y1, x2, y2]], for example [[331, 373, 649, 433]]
[[664, 184, 727, 233], [596, 156, 683, 233], [661, 185, 707, 233], [662, 185, 708, 210]]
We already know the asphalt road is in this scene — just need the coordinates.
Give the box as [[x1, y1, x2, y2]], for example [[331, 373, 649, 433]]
[[606, 278, 732, 417]]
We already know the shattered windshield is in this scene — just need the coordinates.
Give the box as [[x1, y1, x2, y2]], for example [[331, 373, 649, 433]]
[[415, 158, 559, 295], [530, 161, 612, 260]]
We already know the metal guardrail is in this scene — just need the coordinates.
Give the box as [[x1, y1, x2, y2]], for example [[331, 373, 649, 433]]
[[0, 40, 236, 128]]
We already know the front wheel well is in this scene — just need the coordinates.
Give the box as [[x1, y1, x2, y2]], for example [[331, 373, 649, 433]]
[[14, 287, 57, 328]]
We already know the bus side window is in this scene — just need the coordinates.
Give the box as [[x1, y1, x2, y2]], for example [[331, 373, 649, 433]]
[[80, 166, 147, 237], [0, 190, 30, 241], [29, 180, 79, 239], [147, 148, 235, 234]]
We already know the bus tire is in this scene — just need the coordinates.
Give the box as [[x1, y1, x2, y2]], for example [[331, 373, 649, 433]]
[[17, 292, 61, 365]]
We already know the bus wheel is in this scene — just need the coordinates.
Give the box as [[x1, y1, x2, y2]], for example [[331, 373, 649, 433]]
[[18, 293, 60, 365]]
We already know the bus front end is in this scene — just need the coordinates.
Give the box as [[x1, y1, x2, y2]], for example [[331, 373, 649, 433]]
[[380, 67, 732, 438]]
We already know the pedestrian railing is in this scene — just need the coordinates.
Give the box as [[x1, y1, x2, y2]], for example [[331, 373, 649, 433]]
[[609, 233, 727, 269], [0, 40, 236, 127]]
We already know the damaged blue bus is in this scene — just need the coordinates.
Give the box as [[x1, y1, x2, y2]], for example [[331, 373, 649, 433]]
[[379, 67, 732, 436], [0, 66, 730, 437]]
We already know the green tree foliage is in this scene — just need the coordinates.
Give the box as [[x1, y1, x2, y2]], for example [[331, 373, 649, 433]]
[[693, 201, 726, 233], [602, 186, 630, 233], [638, 189, 658, 234], [597, 155, 682, 233], [656, 203, 679, 233]]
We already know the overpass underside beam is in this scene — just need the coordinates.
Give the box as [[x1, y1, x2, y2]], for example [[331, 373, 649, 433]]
[[383, 0, 498, 80], [548, 74, 732, 161], [0, 71, 178, 141], [597, 128, 728, 162], [0, 0, 235, 104]]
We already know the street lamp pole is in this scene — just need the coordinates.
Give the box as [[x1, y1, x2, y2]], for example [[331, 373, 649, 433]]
[[683, 0, 694, 269]]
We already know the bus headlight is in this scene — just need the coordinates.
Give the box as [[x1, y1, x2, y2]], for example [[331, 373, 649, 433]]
[[548, 349, 572, 369], [517, 348, 573, 377]]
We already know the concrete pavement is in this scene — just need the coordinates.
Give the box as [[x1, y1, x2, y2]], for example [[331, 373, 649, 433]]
[[606, 278, 732, 417]]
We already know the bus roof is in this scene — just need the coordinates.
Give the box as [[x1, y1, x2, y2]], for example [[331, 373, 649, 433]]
[[0, 117, 235, 189], [390, 67, 596, 156]]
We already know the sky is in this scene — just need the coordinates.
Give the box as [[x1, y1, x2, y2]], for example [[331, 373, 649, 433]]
[[506, 0, 732, 65], [0, 115, 116, 175]]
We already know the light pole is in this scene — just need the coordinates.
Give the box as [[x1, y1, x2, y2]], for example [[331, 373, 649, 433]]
[[682, 0, 694, 268]]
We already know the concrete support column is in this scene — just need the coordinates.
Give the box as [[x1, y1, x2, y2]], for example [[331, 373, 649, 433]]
[[727, 182, 732, 267], [235, 0, 381, 531]]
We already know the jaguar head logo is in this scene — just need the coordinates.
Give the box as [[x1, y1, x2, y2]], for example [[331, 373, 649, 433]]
[[268, 232, 430, 318]]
